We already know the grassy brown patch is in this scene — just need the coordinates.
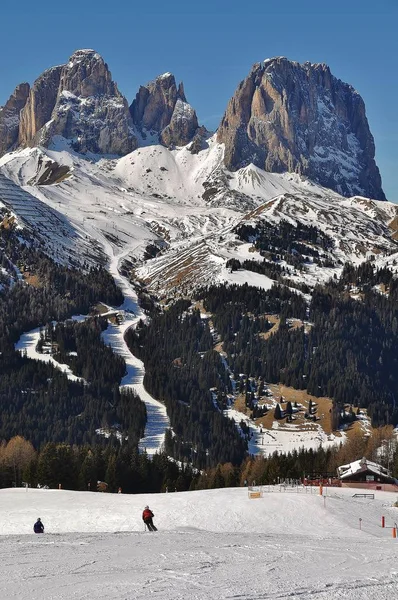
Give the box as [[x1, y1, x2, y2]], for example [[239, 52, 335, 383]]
[[94, 303, 110, 315], [264, 383, 335, 435], [259, 314, 280, 340], [22, 273, 42, 288]]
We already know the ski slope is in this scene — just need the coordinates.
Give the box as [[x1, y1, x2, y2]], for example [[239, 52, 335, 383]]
[[0, 486, 397, 599], [14, 249, 170, 454], [101, 249, 170, 454]]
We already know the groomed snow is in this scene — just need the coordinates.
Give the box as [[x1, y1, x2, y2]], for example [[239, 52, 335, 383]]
[[102, 248, 170, 454], [15, 326, 86, 383], [0, 486, 397, 599]]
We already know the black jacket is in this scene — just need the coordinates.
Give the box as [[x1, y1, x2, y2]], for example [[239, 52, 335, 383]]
[[34, 520, 44, 533]]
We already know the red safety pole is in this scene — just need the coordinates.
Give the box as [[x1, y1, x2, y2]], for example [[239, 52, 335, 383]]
[[382, 516, 385, 528], [393, 527, 397, 539]]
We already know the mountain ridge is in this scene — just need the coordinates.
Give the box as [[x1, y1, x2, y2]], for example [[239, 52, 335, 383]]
[[0, 50, 386, 200]]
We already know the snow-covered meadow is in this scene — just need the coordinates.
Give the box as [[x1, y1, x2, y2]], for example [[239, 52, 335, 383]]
[[1, 486, 397, 599]]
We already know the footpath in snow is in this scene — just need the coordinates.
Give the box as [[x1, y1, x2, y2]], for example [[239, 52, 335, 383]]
[[0, 486, 398, 600]]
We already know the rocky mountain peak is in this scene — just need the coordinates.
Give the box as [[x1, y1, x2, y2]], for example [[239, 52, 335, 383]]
[[131, 72, 200, 147], [217, 57, 385, 200], [61, 49, 118, 98], [0, 82, 30, 155], [17, 49, 137, 156]]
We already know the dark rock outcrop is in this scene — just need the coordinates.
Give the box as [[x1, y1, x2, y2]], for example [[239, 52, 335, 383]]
[[0, 83, 30, 155], [217, 57, 385, 199], [19, 66, 62, 147], [131, 73, 200, 147], [44, 50, 137, 155], [19, 50, 136, 155]]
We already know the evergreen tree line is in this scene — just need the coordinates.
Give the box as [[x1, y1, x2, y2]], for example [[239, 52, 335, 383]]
[[0, 228, 122, 355], [2, 427, 397, 493], [234, 219, 336, 268], [201, 282, 307, 320], [200, 269, 398, 427], [0, 228, 146, 447], [125, 300, 247, 469], [48, 317, 126, 388], [0, 340, 146, 448], [0, 436, 194, 493]]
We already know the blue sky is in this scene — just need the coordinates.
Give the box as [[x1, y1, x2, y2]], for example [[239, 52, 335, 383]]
[[1, 0, 397, 199]]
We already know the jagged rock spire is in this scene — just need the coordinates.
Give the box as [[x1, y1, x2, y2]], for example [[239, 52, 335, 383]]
[[130, 72, 200, 147], [19, 49, 137, 156], [0, 83, 30, 155]]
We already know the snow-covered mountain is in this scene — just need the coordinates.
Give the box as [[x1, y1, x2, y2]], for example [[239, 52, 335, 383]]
[[2, 49, 398, 462], [0, 55, 397, 328], [0, 50, 394, 295], [1, 132, 397, 298]]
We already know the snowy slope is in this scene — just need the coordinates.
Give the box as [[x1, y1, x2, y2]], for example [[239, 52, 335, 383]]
[[0, 171, 103, 266], [1, 140, 397, 297], [0, 486, 398, 599], [101, 249, 170, 454], [15, 326, 86, 383]]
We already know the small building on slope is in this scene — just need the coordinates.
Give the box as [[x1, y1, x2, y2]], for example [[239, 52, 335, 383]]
[[337, 457, 398, 492]]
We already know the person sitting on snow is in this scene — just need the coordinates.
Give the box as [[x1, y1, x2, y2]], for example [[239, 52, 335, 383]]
[[142, 506, 157, 531], [33, 518, 44, 534]]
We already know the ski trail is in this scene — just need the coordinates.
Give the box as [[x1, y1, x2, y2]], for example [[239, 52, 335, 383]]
[[99, 240, 170, 455], [15, 326, 85, 384], [15, 237, 170, 454]]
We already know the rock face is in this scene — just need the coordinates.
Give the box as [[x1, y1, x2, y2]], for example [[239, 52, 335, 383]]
[[217, 57, 385, 200], [44, 50, 137, 155], [131, 73, 200, 147], [19, 50, 137, 155], [19, 66, 62, 147], [0, 83, 30, 155]]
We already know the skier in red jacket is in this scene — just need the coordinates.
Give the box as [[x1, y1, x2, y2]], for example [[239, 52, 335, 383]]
[[142, 506, 157, 531]]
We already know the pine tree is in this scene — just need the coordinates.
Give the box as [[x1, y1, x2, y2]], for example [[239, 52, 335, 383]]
[[105, 454, 118, 492]]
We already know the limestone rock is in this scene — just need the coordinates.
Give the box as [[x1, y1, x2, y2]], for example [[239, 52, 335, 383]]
[[19, 50, 136, 155], [0, 83, 30, 155], [189, 126, 209, 155], [217, 57, 385, 200], [19, 66, 62, 147], [131, 73, 200, 147], [44, 50, 137, 155]]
